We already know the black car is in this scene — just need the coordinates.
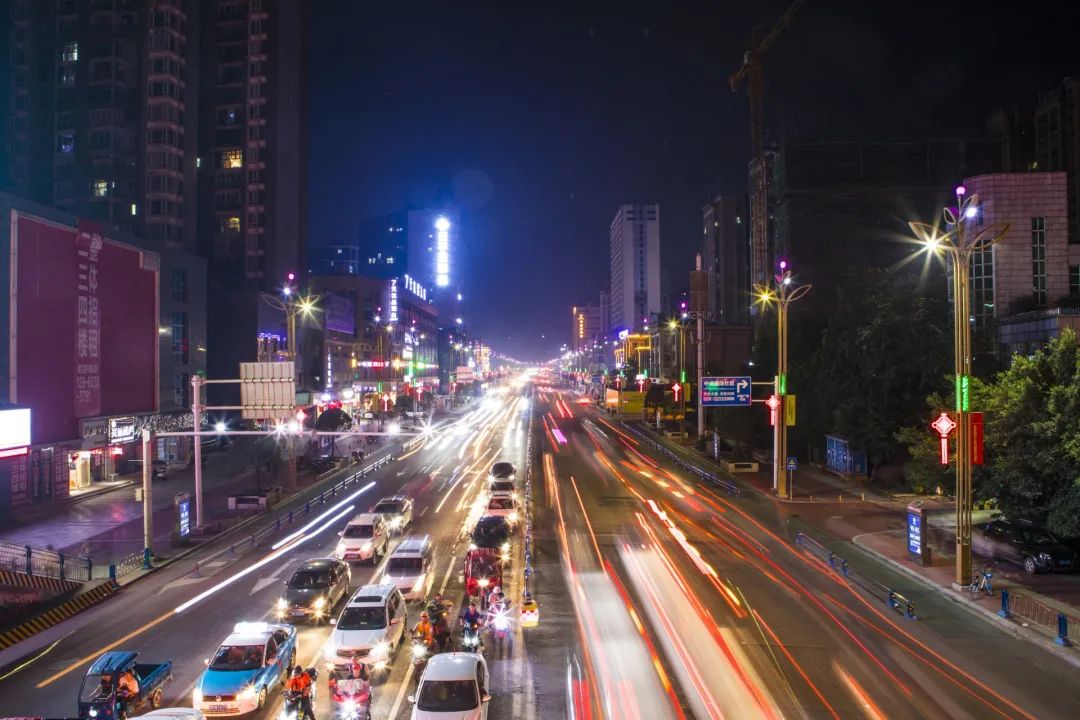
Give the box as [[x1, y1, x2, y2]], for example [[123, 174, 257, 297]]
[[276, 558, 351, 622], [973, 519, 1078, 574], [490, 461, 515, 479], [471, 516, 512, 550]]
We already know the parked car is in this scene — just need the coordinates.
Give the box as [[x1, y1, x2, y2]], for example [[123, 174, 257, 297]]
[[78, 651, 172, 720], [323, 583, 407, 673], [275, 558, 351, 623], [973, 519, 1078, 574], [408, 653, 491, 719], [193, 622, 297, 716]]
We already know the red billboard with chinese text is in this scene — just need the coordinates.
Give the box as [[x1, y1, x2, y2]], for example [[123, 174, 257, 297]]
[[11, 212, 157, 445]]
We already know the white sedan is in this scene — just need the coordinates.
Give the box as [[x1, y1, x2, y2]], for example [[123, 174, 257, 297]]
[[409, 653, 491, 719]]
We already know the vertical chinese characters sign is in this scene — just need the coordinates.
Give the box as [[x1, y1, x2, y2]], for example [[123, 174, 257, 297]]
[[74, 230, 103, 417]]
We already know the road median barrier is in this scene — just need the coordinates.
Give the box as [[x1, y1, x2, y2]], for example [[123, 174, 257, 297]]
[[795, 531, 916, 619], [0, 579, 119, 650]]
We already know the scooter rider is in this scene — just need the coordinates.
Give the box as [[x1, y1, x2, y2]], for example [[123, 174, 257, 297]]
[[285, 666, 315, 720], [487, 585, 506, 610], [462, 600, 484, 629]]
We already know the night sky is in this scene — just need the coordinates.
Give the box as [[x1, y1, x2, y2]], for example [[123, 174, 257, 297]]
[[309, 0, 1080, 362]]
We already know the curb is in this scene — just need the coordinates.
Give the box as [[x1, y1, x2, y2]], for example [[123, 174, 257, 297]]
[[0, 569, 82, 594], [851, 533, 1080, 671], [0, 580, 119, 650]]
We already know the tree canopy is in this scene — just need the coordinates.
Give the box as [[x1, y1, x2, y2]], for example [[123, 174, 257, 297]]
[[897, 329, 1080, 538]]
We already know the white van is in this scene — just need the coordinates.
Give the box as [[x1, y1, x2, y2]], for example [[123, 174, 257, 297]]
[[383, 535, 433, 602]]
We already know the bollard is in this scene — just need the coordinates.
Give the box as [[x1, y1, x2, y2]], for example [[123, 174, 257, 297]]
[[827, 552, 835, 569], [840, 559, 849, 577], [886, 590, 896, 610], [999, 589, 1011, 618], [305, 501, 311, 514], [143, 547, 152, 570], [1057, 614, 1071, 646], [251, 533, 258, 547], [275, 518, 281, 532], [192, 560, 201, 577], [795, 532, 803, 546], [288, 511, 294, 524], [229, 544, 237, 558], [905, 601, 916, 620]]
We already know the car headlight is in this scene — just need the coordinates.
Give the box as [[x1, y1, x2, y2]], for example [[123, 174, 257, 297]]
[[373, 640, 391, 658], [1038, 552, 1052, 562], [323, 642, 338, 660], [361, 541, 373, 551], [411, 574, 427, 592], [193, 688, 202, 705], [469, 543, 478, 551], [411, 642, 427, 659], [277, 597, 288, 611], [336, 542, 347, 555], [88, 710, 99, 718], [389, 517, 403, 528], [501, 542, 510, 552], [314, 596, 327, 609], [238, 685, 257, 702], [508, 511, 519, 523], [478, 577, 490, 589]]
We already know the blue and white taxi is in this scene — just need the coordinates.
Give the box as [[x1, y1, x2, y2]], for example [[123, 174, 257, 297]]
[[193, 622, 298, 716]]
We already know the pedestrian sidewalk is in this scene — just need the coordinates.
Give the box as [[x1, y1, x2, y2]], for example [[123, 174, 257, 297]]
[[0, 435, 385, 569]]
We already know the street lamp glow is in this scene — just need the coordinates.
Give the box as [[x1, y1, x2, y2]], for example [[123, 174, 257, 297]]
[[456, 317, 463, 325], [282, 286, 292, 297], [965, 206, 978, 219], [434, 217, 451, 231], [215, 422, 227, 433]]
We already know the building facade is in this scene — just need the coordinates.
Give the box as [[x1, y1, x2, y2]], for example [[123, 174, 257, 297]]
[[959, 172, 1080, 357], [609, 204, 660, 333], [0, 194, 206, 519], [702, 195, 749, 325]]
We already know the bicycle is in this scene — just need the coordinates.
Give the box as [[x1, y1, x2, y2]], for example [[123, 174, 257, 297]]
[[967, 565, 994, 597]]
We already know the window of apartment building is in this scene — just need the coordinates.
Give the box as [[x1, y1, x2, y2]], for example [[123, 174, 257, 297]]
[[92, 179, 109, 197], [58, 66, 76, 87], [218, 65, 244, 85], [1070, 266, 1080, 296], [1032, 217, 1047, 305], [60, 42, 78, 63], [221, 148, 243, 169], [173, 372, 189, 408], [217, 107, 240, 126], [172, 267, 187, 302], [172, 310, 188, 359], [219, 215, 241, 233], [219, 2, 244, 20], [57, 132, 75, 154], [214, 189, 242, 206], [150, 57, 179, 76]]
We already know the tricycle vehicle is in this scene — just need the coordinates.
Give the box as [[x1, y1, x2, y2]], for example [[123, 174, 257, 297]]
[[78, 651, 172, 720]]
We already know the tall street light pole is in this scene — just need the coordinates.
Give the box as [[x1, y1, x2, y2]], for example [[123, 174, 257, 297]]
[[754, 260, 810, 499], [910, 186, 1008, 585]]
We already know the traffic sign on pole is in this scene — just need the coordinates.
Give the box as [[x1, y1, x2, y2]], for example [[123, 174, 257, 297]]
[[700, 376, 752, 406], [786, 457, 797, 471]]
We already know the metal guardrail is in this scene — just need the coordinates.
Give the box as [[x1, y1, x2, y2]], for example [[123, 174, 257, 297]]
[[0, 538, 92, 583], [1000, 589, 1078, 646], [109, 452, 397, 580], [622, 425, 741, 496], [795, 531, 917, 619]]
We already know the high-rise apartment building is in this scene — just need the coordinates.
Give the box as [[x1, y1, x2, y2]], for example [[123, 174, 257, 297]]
[[6, 0, 307, 287], [990, 77, 1080, 245], [702, 194, 749, 325], [609, 204, 660, 333]]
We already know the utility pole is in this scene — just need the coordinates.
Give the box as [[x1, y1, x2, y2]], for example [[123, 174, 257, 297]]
[[191, 374, 204, 528], [141, 429, 153, 564], [694, 254, 707, 439]]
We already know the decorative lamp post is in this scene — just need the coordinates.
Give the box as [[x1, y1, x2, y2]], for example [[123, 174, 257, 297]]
[[753, 260, 810, 499], [909, 186, 1008, 585]]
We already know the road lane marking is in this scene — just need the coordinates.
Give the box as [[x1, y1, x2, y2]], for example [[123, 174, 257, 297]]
[[250, 562, 291, 595], [418, 505, 429, 518], [438, 555, 457, 596], [387, 662, 416, 719]]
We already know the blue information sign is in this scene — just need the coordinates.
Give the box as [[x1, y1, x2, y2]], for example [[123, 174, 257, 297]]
[[907, 510, 922, 556], [786, 457, 797, 471], [700, 376, 752, 406], [176, 492, 191, 538]]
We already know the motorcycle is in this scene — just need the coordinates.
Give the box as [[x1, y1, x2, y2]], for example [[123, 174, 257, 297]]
[[487, 601, 513, 643], [330, 680, 371, 720], [426, 601, 453, 652], [460, 619, 484, 654], [280, 668, 319, 720], [410, 638, 436, 687]]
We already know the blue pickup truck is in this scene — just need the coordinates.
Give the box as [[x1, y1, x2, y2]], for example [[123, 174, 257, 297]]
[[78, 651, 172, 719]]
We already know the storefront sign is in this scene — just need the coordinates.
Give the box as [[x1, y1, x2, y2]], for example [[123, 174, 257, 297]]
[[109, 417, 136, 443], [0, 408, 31, 450], [176, 492, 191, 538]]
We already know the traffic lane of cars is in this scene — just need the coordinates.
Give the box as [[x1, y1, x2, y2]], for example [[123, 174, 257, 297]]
[[0, 426, 475, 717], [599, 410, 1080, 719]]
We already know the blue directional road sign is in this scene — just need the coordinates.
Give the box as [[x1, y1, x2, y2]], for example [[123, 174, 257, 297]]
[[700, 376, 752, 406], [786, 457, 797, 472]]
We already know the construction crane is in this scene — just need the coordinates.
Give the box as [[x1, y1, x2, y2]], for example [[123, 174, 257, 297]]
[[729, 0, 806, 311]]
